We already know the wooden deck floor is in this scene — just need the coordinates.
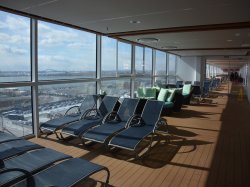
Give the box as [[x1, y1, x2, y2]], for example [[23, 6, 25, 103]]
[[30, 83, 250, 187]]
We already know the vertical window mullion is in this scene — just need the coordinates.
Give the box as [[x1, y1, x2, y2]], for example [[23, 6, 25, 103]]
[[31, 18, 39, 137]]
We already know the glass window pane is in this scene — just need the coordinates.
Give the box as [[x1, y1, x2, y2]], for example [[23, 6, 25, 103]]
[[118, 42, 131, 75], [101, 79, 131, 98], [134, 78, 152, 90], [101, 36, 117, 77], [39, 82, 96, 123], [0, 87, 32, 137], [145, 48, 152, 76], [135, 46, 144, 74], [168, 76, 176, 84], [155, 51, 166, 76], [0, 11, 30, 82], [168, 54, 176, 75], [154, 77, 167, 86], [38, 21, 96, 80]]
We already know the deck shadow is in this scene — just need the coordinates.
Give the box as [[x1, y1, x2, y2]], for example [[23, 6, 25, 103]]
[[102, 135, 183, 169]]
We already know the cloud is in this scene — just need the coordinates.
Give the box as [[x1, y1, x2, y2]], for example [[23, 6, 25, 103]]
[[0, 44, 27, 55], [0, 14, 29, 30]]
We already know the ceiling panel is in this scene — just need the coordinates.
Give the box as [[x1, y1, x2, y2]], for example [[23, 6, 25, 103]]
[[0, 0, 250, 58]]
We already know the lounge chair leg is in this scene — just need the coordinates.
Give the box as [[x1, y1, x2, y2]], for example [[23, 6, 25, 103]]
[[54, 132, 61, 140], [104, 167, 110, 187]]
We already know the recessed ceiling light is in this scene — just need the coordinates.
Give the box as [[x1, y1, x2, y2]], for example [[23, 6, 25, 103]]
[[241, 43, 250, 47], [129, 20, 141, 24], [235, 33, 240, 37], [183, 8, 193, 11], [137, 38, 159, 43], [227, 39, 233, 42], [161, 46, 178, 49]]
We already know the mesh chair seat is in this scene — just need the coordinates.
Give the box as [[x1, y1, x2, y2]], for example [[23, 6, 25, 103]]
[[0, 131, 21, 144], [82, 98, 140, 144], [109, 126, 153, 150], [13, 158, 109, 187], [61, 96, 119, 137], [0, 140, 43, 160], [0, 148, 70, 186]]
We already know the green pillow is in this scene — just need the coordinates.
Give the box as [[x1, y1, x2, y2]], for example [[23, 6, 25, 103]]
[[182, 84, 192, 95], [166, 89, 176, 102], [157, 88, 168, 101], [144, 87, 156, 98], [137, 87, 145, 97]]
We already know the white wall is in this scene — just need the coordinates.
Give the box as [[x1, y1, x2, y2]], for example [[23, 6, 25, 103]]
[[176, 56, 203, 83], [247, 60, 250, 102]]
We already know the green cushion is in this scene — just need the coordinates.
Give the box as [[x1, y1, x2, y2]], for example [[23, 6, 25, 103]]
[[152, 86, 161, 92], [182, 84, 192, 95], [157, 88, 168, 101], [137, 87, 145, 97], [164, 101, 174, 108], [144, 87, 156, 98], [166, 89, 176, 102]]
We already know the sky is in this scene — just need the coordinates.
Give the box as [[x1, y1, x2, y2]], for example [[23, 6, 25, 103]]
[[0, 10, 167, 73]]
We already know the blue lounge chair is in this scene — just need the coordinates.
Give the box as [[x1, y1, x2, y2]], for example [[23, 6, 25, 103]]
[[0, 139, 43, 160], [8, 158, 110, 187], [59, 96, 119, 138], [108, 100, 167, 158], [0, 148, 71, 186], [40, 95, 98, 138], [82, 98, 140, 144], [0, 131, 21, 144]]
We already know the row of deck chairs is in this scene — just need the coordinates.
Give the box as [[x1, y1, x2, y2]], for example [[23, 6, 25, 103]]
[[0, 131, 110, 187], [40, 95, 167, 158]]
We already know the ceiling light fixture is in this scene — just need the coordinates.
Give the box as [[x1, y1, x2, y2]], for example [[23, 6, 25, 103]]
[[241, 43, 250, 47], [227, 39, 233, 42], [129, 20, 141, 24], [137, 38, 159, 43], [235, 33, 240, 37], [161, 46, 178, 49]]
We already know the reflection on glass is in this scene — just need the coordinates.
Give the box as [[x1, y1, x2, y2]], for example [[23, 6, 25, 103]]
[[0, 11, 31, 82], [118, 42, 131, 75], [155, 51, 167, 76], [135, 46, 144, 74], [38, 21, 96, 80], [154, 77, 167, 87], [134, 78, 152, 90], [38, 82, 96, 123], [0, 87, 32, 137], [145, 48, 152, 76], [101, 36, 117, 77], [168, 54, 176, 75], [101, 79, 131, 98], [168, 76, 176, 84]]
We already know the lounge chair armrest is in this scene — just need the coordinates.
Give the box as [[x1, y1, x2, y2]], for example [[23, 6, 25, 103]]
[[80, 108, 101, 120], [127, 115, 142, 127], [102, 111, 118, 124], [155, 118, 168, 132], [64, 106, 81, 116]]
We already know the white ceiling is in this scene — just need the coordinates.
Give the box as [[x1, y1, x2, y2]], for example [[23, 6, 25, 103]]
[[0, 0, 250, 69]]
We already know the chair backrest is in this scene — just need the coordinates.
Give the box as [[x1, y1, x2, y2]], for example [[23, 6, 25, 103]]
[[176, 81, 183, 88], [141, 100, 164, 127], [117, 98, 139, 122], [193, 85, 201, 95], [98, 96, 119, 117], [194, 81, 200, 86], [203, 80, 211, 94], [185, 81, 192, 84], [79, 95, 97, 114]]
